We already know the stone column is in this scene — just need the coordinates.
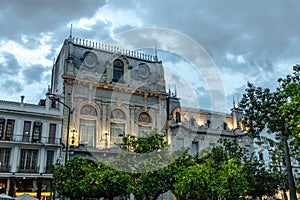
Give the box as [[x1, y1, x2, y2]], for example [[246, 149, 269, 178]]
[[129, 106, 136, 135], [101, 102, 108, 148]]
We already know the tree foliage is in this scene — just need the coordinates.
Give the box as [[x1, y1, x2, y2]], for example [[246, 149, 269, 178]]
[[52, 132, 284, 199], [240, 67, 300, 139]]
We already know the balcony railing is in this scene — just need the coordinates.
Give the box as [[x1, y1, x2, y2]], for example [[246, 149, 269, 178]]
[[18, 168, 39, 173], [0, 165, 10, 172], [0, 134, 61, 145]]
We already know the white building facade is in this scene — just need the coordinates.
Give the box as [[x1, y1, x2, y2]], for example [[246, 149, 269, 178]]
[[0, 96, 62, 199]]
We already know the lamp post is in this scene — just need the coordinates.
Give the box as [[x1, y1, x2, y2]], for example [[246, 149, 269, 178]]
[[48, 94, 73, 164], [276, 122, 297, 200]]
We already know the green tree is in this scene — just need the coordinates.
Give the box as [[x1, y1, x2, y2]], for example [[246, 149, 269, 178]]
[[52, 157, 130, 200], [111, 131, 195, 200], [240, 66, 300, 200], [52, 157, 93, 199]]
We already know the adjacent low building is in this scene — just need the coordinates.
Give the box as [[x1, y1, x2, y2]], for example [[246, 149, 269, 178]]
[[0, 96, 62, 199]]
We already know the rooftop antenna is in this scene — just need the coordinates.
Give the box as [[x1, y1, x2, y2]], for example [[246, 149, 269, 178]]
[[69, 24, 73, 40], [233, 96, 235, 107], [154, 45, 158, 62]]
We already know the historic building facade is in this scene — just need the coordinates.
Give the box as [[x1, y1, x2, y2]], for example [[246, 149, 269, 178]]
[[49, 36, 253, 161], [0, 96, 62, 198]]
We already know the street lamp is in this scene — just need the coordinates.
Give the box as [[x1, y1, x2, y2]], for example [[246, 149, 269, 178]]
[[48, 93, 74, 164], [275, 122, 297, 200]]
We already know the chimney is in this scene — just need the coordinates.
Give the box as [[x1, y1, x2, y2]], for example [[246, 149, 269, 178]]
[[21, 95, 25, 103]]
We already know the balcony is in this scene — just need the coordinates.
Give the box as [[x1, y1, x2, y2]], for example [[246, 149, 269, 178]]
[[0, 164, 10, 172], [0, 134, 61, 145], [18, 168, 39, 173]]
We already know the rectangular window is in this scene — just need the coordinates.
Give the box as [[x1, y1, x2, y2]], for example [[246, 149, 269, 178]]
[[177, 138, 184, 150], [32, 121, 42, 142], [0, 148, 11, 172], [46, 150, 54, 172], [0, 118, 5, 139], [5, 119, 15, 141], [110, 123, 125, 144], [80, 119, 96, 147], [19, 149, 38, 173], [138, 126, 152, 136], [192, 142, 199, 156], [23, 121, 31, 142], [49, 124, 56, 144]]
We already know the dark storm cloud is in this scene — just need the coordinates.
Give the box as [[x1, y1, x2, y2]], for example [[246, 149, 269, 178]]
[[0, 53, 21, 76], [1, 80, 22, 93], [22, 64, 47, 84], [0, 0, 106, 39], [119, 0, 300, 74]]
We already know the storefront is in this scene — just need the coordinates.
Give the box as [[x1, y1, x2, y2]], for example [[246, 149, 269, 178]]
[[0, 179, 7, 193], [6, 177, 53, 199]]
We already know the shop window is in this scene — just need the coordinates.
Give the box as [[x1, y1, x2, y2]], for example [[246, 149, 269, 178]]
[[23, 121, 31, 142], [113, 59, 124, 82], [0, 148, 11, 172], [32, 121, 42, 142], [16, 179, 33, 192], [48, 124, 56, 144], [0, 179, 7, 193], [19, 149, 38, 173]]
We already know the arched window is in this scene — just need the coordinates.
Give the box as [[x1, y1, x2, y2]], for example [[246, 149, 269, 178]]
[[138, 112, 151, 135], [111, 109, 126, 120], [175, 112, 181, 123], [113, 59, 124, 82], [79, 105, 97, 147], [80, 105, 97, 116], [138, 112, 151, 123], [110, 109, 126, 144]]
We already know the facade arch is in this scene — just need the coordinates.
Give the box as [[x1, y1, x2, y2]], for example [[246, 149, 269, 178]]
[[76, 102, 101, 148]]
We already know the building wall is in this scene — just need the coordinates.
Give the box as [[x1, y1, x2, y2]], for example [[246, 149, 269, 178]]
[[0, 98, 62, 198], [50, 37, 253, 159]]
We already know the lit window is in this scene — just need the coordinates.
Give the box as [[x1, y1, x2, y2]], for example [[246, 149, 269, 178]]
[[32, 121, 42, 142], [80, 119, 96, 147], [22, 121, 31, 142]]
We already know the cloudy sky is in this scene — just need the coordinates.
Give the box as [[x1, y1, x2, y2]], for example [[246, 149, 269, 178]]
[[0, 0, 299, 112]]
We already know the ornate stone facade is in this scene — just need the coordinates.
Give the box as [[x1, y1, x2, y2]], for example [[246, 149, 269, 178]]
[[50, 36, 253, 160]]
